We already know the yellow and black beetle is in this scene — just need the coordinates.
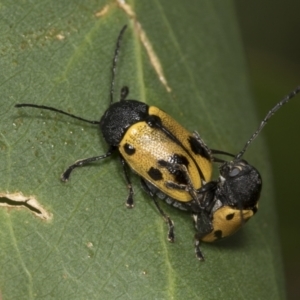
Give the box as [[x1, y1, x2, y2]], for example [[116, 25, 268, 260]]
[[15, 25, 300, 261], [15, 25, 218, 248], [191, 86, 300, 259]]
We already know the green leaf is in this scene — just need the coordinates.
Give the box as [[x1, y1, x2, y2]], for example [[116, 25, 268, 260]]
[[0, 0, 285, 299]]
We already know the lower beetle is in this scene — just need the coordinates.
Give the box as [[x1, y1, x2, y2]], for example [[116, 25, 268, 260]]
[[15, 26, 216, 247]]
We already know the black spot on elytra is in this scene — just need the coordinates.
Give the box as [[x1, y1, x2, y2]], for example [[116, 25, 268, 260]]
[[226, 213, 235, 220], [146, 115, 162, 128], [148, 167, 163, 181], [188, 136, 210, 160], [124, 143, 135, 155], [170, 154, 189, 166], [214, 230, 223, 240]]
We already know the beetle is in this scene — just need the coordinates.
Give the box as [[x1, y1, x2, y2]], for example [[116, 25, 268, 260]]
[[15, 26, 221, 248], [191, 86, 300, 260]]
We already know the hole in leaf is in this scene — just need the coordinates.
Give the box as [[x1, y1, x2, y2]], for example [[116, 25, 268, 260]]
[[0, 192, 52, 220]]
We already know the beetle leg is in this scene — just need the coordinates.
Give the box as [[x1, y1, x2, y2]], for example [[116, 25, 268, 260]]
[[158, 161, 192, 188], [193, 211, 214, 261], [119, 154, 134, 208], [159, 161, 201, 205], [192, 131, 213, 161], [194, 131, 236, 162], [61, 146, 116, 181], [165, 181, 187, 190], [141, 179, 175, 242], [194, 238, 205, 261], [197, 181, 217, 193], [192, 131, 233, 165]]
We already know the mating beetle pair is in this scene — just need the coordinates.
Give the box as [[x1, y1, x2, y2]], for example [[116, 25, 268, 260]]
[[15, 25, 300, 260]]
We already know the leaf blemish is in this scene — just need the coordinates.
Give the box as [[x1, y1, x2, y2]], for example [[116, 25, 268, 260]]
[[117, 0, 172, 92], [0, 192, 52, 221], [56, 34, 65, 41], [95, 4, 110, 17]]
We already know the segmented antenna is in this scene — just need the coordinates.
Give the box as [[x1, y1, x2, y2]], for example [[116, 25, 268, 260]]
[[235, 86, 300, 160], [110, 25, 128, 105], [15, 104, 100, 124]]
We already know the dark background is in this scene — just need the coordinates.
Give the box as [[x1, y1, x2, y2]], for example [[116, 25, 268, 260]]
[[234, 2, 300, 299]]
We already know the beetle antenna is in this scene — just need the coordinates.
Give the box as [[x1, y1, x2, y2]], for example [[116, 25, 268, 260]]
[[235, 86, 300, 160], [110, 25, 128, 105], [15, 104, 100, 124]]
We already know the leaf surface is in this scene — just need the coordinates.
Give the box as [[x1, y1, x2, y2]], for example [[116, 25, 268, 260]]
[[0, 0, 284, 299]]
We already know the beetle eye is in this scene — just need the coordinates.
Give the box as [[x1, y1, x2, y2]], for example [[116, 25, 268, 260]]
[[229, 167, 240, 177]]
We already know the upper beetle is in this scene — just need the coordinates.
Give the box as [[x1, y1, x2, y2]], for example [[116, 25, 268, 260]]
[[192, 87, 300, 260]]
